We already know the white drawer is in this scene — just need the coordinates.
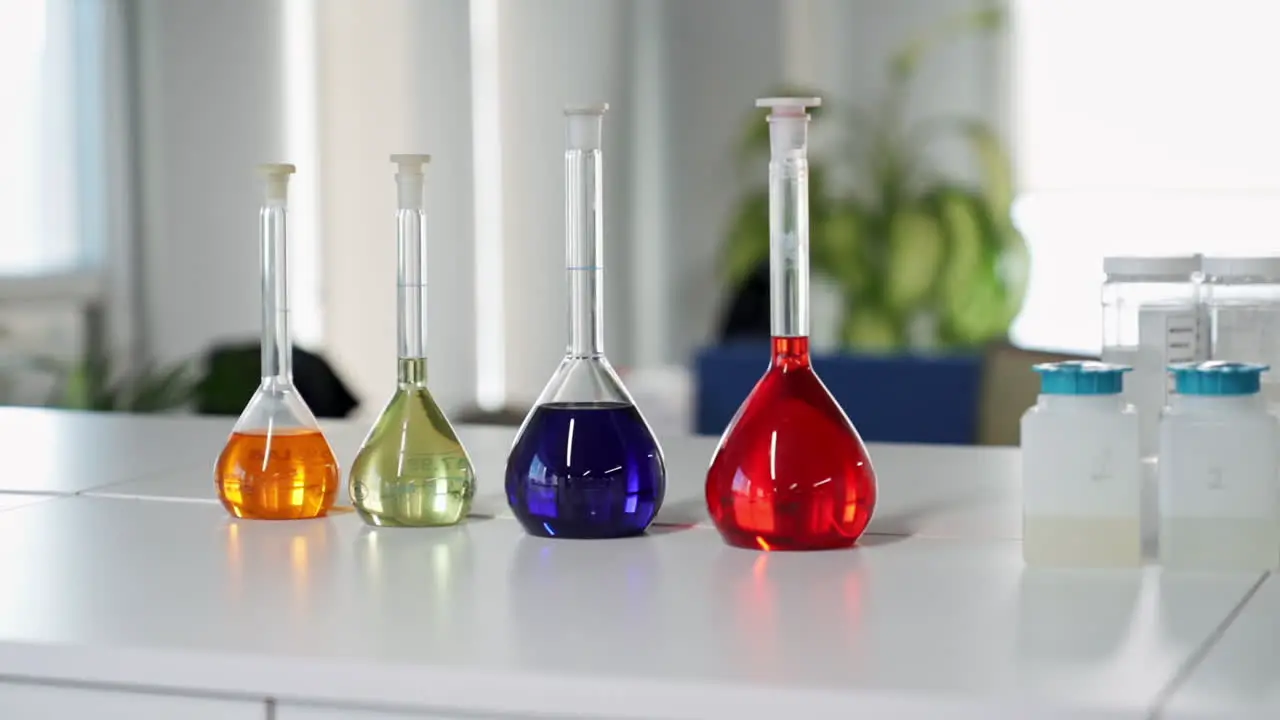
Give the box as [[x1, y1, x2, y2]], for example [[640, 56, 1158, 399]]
[[0, 681, 266, 720]]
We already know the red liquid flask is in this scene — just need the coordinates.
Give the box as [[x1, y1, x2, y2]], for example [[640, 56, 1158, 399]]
[[705, 97, 877, 551]]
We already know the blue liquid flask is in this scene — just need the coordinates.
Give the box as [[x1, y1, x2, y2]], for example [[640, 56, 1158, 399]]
[[505, 104, 667, 539]]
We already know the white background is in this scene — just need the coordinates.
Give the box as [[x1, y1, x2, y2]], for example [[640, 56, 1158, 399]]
[[11, 0, 1275, 414]]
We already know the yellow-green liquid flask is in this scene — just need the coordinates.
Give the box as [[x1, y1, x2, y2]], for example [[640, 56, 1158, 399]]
[[348, 155, 476, 527]]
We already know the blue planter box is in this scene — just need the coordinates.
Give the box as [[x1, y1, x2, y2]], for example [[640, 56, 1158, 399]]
[[694, 342, 983, 445]]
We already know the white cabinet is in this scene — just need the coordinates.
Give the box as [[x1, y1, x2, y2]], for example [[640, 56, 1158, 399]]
[[0, 681, 266, 719]]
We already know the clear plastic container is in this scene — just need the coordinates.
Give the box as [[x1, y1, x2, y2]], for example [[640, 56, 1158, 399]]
[[1101, 255, 1204, 459], [1203, 256, 1280, 408], [1159, 361, 1279, 571], [1021, 361, 1141, 568]]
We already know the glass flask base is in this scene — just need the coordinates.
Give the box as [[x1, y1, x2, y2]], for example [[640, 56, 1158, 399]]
[[353, 476, 473, 528], [506, 401, 665, 539], [715, 525, 860, 552], [349, 381, 476, 528], [705, 338, 877, 551], [215, 429, 340, 520]]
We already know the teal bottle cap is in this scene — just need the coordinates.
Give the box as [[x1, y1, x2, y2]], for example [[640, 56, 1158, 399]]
[[1168, 361, 1269, 396], [1032, 361, 1131, 395]]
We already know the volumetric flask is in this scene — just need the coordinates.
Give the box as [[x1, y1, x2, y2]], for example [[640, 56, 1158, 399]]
[[215, 164, 340, 520], [504, 104, 667, 539], [348, 155, 476, 527], [705, 98, 877, 551]]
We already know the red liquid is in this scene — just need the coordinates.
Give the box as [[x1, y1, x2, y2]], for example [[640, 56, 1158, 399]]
[[705, 337, 877, 551]]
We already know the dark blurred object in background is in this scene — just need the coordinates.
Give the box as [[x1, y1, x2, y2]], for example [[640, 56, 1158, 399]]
[[195, 343, 358, 419], [453, 405, 530, 426], [718, 261, 770, 341]]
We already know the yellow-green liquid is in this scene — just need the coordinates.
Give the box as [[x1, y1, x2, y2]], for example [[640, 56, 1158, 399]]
[[349, 359, 476, 527]]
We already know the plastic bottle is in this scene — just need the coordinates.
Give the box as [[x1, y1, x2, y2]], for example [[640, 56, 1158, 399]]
[[1100, 255, 1204, 459], [1021, 361, 1141, 567], [1159, 361, 1279, 571]]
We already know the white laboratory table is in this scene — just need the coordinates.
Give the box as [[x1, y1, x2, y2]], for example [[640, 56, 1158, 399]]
[[0, 407, 1264, 719], [0, 407, 232, 493], [1161, 573, 1280, 719]]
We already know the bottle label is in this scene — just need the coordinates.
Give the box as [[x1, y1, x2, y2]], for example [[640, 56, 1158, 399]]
[[1160, 415, 1279, 519], [1138, 304, 1199, 381], [1118, 304, 1201, 457], [1022, 411, 1141, 517]]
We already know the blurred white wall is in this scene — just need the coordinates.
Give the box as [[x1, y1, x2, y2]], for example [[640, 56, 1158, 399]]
[[127, 0, 1002, 417], [660, 0, 785, 363], [485, 0, 631, 406], [788, 0, 1002, 187], [132, 0, 288, 366], [316, 0, 476, 418]]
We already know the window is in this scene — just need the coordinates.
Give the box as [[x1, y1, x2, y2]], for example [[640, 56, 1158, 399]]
[[0, 0, 118, 405], [1009, 0, 1280, 354], [0, 0, 92, 276]]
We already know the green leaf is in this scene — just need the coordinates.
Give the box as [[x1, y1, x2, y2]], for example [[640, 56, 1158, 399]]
[[957, 120, 1015, 222], [126, 361, 196, 412], [717, 5, 1028, 354], [842, 303, 903, 352], [930, 188, 1021, 346], [932, 187, 988, 318], [721, 191, 770, 288], [61, 364, 92, 409], [812, 199, 869, 294], [884, 206, 946, 312], [44, 352, 198, 413], [995, 223, 1031, 325], [945, 274, 1006, 346]]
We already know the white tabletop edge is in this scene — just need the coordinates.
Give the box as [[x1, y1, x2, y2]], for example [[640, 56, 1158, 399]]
[[1156, 571, 1279, 717], [0, 641, 1145, 720]]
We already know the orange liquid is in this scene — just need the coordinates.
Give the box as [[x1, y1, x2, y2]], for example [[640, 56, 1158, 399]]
[[215, 429, 340, 520]]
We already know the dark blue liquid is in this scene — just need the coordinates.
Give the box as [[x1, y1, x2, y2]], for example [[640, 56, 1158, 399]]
[[506, 401, 666, 538]]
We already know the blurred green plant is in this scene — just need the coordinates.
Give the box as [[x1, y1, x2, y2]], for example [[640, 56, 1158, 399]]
[[723, 3, 1029, 352], [36, 350, 198, 413]]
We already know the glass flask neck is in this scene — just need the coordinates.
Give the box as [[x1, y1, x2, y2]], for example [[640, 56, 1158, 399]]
[[398, 206, 429, 366], [260, 199, 293, 387], [398, 357, 428, 387], [768, 120, 811, 338], [565, 146, 605, 358], [771, 335, 812, 370]]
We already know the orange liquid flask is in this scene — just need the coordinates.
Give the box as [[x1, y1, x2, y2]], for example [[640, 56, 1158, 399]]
[[705, 97, 877, 551], [215, 164, 340, 520]]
